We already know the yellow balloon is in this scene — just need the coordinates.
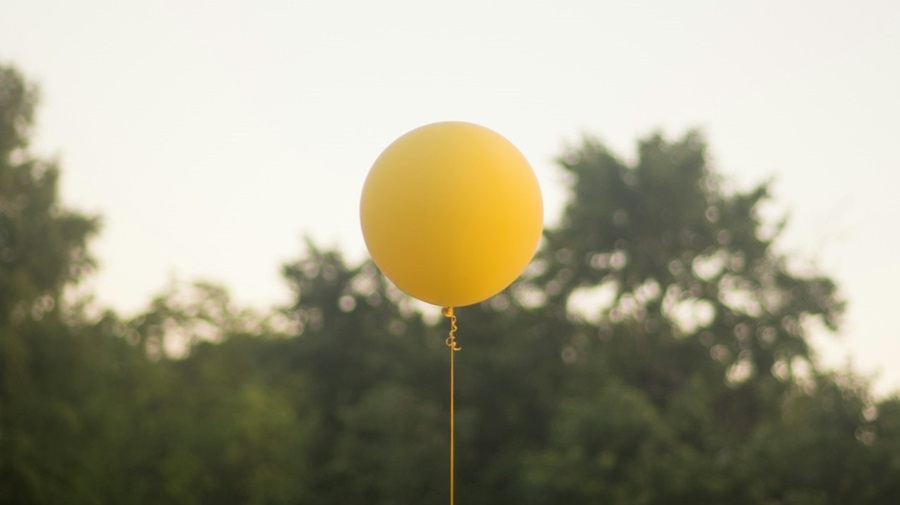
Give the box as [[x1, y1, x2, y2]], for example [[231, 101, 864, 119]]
[[360, 121, 543, 307]]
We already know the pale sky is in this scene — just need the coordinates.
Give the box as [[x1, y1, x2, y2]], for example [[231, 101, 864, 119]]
[[2, 0, 898, 395]]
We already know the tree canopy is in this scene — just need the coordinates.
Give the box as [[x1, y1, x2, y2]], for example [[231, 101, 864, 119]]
[[1, 63, 898, 505]]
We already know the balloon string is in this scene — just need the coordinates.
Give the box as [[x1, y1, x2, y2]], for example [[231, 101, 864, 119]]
[[443, 306, 461, 351], [442, 306, 461, 505]]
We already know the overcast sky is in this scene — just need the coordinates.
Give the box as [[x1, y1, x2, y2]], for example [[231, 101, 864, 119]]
[[2, 0, 898, 395]]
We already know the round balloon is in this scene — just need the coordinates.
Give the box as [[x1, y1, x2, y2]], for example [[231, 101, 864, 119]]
[[360, 121, 543, 307]]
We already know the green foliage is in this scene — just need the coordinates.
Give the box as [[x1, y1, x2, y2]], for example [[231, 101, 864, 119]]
[[0, 64, 100, 505], [1, 62, 899, 505], [0, 67, 97, 312]]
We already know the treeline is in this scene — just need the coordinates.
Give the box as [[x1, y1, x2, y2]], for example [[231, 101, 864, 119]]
[[1, 64, 899, 505]]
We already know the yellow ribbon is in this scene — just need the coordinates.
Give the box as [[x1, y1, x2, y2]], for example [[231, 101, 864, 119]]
[[442, 306, 461, 505]]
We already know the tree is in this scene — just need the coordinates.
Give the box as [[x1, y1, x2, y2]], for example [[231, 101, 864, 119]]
[[0, 65, 98, 317], [517, 131, 894, 504], [277, 242, 449, 505], [0, 64, 100, 504]]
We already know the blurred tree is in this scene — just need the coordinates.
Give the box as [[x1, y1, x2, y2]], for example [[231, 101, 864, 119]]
[[535, 131, 841, 399], [516, 131, 892, 504], [277, 242, 449, 505], [0, 64, 100, 504], [91, 280, 318, 505], [733, 372, 897, 504], [0, 65, 98, 319]]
